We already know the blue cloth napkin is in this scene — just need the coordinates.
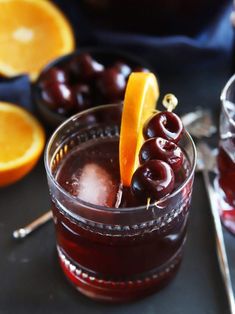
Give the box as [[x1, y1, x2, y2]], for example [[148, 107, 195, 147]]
[[91, 2, 234, 75], [0, 75, 32, 111], [0, 0, 233, 112]]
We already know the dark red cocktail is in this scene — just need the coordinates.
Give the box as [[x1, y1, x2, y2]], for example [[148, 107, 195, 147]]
[[45, 104, 196, 301], [215, 74, 235, 234]]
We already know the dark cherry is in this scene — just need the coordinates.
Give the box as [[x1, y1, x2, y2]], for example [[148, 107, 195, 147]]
[[41, 82, 74, 113], [114, 62, 131, 78], [72, 84, 91, 112], [39, 67, 68, 88], [131, 160, 175, 200], [96, 68, 126, 101], [143, 111, 184, 143], [139, 137, 183, 172], [133, 66, 150, 73], [67, 53, 104, 81]]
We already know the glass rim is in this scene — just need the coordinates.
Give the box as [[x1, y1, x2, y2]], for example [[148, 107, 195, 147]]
[[44, 104, 197, 213], [220, 73, 235, 127]]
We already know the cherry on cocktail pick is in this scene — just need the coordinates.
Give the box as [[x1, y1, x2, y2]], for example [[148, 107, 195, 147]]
[[139, 137, 183, 172], [143, 111, 183, 143], [143, 94, 184, 143], [131, 160, 175, 200]]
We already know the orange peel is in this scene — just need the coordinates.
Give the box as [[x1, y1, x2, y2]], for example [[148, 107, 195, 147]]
[[119, 72, 159, 186]]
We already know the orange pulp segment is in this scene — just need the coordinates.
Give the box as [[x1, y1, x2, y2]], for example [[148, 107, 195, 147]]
[[0, 0, 75, 80], [0, 102, 45, 186], [119, 72, 159, 186]]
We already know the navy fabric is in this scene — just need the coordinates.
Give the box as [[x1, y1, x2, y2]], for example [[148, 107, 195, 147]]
[[0, 75, 31, 111], [0, 0, 233, 110], [91, 2, 234, 75]]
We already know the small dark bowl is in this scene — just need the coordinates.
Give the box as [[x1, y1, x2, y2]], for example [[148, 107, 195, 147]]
[[33, 47, 154, 128]]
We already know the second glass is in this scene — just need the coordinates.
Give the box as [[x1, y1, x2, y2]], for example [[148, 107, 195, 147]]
[[45, 104, 196, 302], [216, 74, 235, 234]]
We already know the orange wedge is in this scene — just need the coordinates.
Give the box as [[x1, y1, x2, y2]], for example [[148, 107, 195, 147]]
[[0, 102, 45, 187], [0, 0, 75, 80], [119, 72, 159, 186]]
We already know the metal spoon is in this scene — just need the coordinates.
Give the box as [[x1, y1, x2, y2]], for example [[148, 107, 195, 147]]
[[197, 142, 235, 314], [13, 210, 53, 239], [13, 109, 217, 239]]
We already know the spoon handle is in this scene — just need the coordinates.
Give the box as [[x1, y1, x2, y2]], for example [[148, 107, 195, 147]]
[[13, 210, 53, 239], [202, 169, 235, 314]]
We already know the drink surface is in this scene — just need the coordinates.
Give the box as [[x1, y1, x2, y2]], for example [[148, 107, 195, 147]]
[[56, 137, 121, 207], [55, 136, 188, 208]]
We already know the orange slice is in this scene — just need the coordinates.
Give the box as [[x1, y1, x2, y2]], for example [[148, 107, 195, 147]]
[[0, 102, 45, 187], [0, 0, 75, 80], [119, 72, 159, 186]]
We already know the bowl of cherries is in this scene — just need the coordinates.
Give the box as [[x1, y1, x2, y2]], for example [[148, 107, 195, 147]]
[[34, 48, 151, 127]]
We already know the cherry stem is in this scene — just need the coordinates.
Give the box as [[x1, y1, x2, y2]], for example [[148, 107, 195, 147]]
[[162, 94, 178, 112]]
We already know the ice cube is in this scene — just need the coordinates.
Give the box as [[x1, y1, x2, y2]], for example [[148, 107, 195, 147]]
[[72, 163, 117, 207]]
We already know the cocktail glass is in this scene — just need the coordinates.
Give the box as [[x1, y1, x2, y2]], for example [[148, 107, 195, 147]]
[[44, 104, 196, 302]]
